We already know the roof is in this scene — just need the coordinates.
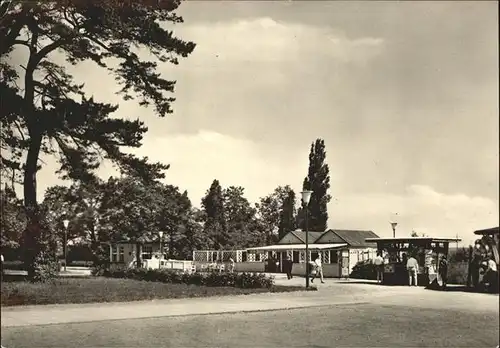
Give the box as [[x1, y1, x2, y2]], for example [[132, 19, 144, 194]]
[[113, 238, 162, 244], [331, 229, 380, 247], [288, 230, 326, 243], [247, 243, 347, 251], [278, 229, 380, 247], [474, 227, 499, 235], [365, 237, 461, 243]]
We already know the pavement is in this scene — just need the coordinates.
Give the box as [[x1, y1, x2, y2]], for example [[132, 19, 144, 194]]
[[2, 276, 498, 328]]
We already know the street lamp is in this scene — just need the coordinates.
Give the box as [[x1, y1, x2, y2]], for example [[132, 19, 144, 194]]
[[301, 190, 313, 288], [62, 218, 70, 272], [158, 231, 164, 259], [390, 221, 398, 239]]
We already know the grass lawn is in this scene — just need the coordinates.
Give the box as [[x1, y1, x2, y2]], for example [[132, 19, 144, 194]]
[[1, 277, 304, 306]]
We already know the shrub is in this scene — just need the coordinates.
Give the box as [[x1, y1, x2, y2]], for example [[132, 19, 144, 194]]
[[350, 260, 377, 280], [32, 251, 60, 283], [98, 267, 275, 289], [447, 261, 468, 285]]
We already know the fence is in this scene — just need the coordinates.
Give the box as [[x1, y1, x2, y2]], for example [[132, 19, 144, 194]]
[[193, 250, 246, 263]]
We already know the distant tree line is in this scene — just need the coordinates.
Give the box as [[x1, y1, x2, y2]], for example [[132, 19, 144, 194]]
[[1, 138, 332, 265]]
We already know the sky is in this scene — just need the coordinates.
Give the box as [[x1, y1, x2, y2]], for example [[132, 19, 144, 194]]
[[21, 1, 499, 245]]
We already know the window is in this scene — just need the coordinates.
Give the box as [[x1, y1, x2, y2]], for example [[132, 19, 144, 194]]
[[111, 246, 118, 262], [118, 246, 125, 262], [142, 245, 153, 260], [292, 251, 300, 263], [329, 250, 339, 264]]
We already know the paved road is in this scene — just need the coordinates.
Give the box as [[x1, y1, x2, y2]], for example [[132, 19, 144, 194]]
[[2, 301, 498, 347], [1, 279, 498, 347]]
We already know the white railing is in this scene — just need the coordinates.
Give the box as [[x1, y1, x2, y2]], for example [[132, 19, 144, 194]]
[[142, 258, 196, 273]]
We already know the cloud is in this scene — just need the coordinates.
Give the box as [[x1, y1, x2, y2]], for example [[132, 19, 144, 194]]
[[330, 184, 498, 245], [117, 130, 311, 206], [176, 17, 385, 64]]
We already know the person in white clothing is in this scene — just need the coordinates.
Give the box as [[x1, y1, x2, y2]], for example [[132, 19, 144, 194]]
[[406, 254, 419, 286], [373, 251, 384, 284], [229, 258, 235, 273], [487, 259, 497, 272], [310, 253, 325, 284]]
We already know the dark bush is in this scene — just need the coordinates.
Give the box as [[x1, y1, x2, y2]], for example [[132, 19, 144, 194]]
[[350, 260, 377, 280], [98, 266, 275, 289], [32, 250, 60, 283]]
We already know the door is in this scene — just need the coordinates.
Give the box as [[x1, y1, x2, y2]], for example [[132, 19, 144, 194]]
[[340, 250, 349, 278]]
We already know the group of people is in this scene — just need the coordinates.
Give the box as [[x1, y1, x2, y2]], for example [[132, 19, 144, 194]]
[[372, 251, 449, 287], [281, 253, 325, 284]]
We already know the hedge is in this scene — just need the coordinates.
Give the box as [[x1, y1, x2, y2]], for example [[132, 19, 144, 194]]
[[350, 260, 377, 280], [93, 265, 275, 289]]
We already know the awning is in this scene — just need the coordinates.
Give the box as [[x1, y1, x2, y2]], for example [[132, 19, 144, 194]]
[[474, 227, 499, 235], [365, 237, 461, 243], [246, 243, 347, 252]]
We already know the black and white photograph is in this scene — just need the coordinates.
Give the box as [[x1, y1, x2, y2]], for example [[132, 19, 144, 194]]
[[1, 1, 498, 347]]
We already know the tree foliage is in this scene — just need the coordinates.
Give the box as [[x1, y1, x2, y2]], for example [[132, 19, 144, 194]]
[[200, 179, 226, 250], [223, 186, 262, 249], [100, 176, 161, 267], [256, 185, 296, 244], [300, 139, 331, 231], [41, 181, 110, 264], [0, 186, 26, 251], [278, 187, 296, 240]]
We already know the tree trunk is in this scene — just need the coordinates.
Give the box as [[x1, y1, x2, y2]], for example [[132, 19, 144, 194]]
[[22, 133, 43, 280]]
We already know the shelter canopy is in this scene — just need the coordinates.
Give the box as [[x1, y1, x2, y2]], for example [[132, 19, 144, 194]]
[[365, 237, 461, 243], [474, 227, 499, 236], [246, 243, 347, 252]]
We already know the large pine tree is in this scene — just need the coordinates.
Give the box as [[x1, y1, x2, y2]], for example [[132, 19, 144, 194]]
[[300, 139, 331, 231], [201, 179, 226, 250], [1, 0, 196, 279]]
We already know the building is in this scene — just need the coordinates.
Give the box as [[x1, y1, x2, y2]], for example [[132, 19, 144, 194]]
[[109, 238, 164, 268], [245, 229, 380, 277], [191, 229, 380, 277]]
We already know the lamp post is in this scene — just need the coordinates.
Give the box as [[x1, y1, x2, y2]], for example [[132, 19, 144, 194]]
[[62, 219, 70, 272], [390, 221, 398, 238], [159, 231, 164, 259], [301, 190, 313, 288]]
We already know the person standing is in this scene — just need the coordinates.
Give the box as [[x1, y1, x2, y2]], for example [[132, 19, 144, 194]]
[[229, 257, 235, 273], [285, 255, 293, 279], [373, 251, 384, 284], [406, 254, 419, 286], [311, 253, 325, 284], [438, 255, 448, 289]]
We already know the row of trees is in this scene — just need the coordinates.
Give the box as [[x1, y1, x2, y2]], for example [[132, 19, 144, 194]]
[[1, 137, 332, 264]]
